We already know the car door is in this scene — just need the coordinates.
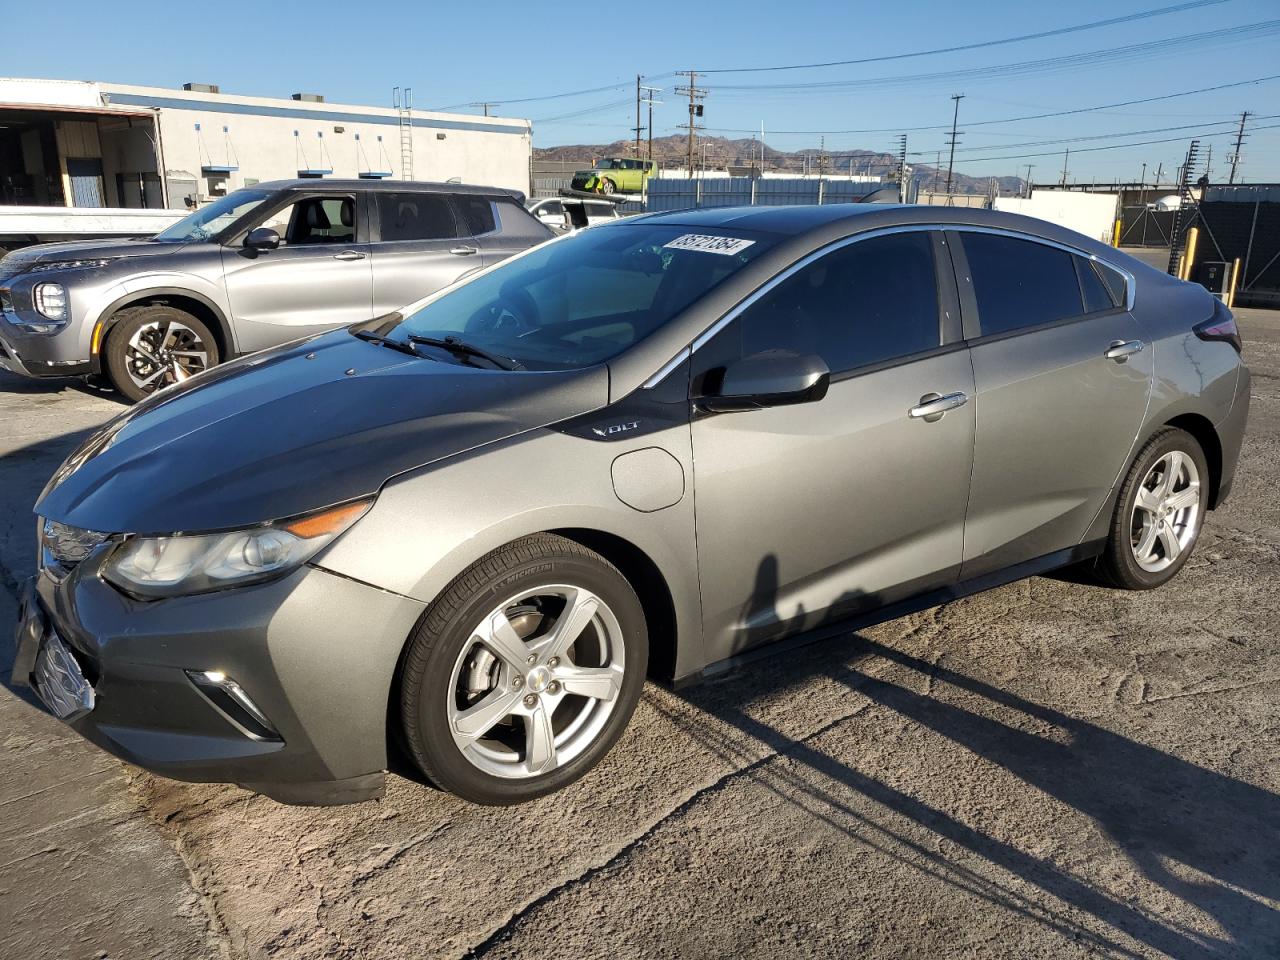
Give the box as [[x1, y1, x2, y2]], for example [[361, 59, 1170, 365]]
[[689, 229, 975, 664], [951, 229, 1153, 579], [369, 191, 482, 315], [221, 192, 373, 353], [461, 194, 551, 262]]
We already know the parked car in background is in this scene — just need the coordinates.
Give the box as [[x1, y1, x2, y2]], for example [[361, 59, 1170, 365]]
[[0, 180, 551, 401], [16, 205, 1248, 808], [526, 197, 622, 233], [569, 157, 655, 195]]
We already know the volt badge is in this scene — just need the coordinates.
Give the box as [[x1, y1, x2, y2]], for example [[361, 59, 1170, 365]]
[[592, 420, 640, 439]]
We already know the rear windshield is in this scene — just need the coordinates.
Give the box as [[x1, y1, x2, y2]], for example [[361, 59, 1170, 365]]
[[378, 224, 775, 370]]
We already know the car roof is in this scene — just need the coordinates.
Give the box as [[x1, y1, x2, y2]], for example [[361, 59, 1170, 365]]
[[628, 203, 1105, 245], [252, 178, 519, 197]]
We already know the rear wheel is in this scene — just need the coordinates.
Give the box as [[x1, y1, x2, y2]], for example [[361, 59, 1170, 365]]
[[1099, 427, 1208, 589], [398, 534, 647, 804], [102, 305, 219, 402]]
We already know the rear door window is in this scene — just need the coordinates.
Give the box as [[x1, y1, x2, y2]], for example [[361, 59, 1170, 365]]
[[960, 232, 1085, 336], [455, 195, 498, 236], [376, 193, 458, 242]]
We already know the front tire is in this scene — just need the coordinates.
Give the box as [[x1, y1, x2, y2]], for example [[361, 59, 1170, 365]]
[[102, 305, 219, 403], [1098, 427, 1208, 589], [398, 534, 648, 805], [599, 177, 618, 196]]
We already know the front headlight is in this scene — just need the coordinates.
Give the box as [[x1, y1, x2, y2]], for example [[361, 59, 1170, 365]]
[[102, 500, 371, 598], [33, 282, 67, 321]]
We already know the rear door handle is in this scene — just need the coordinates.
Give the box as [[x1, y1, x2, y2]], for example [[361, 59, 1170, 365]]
[[909, 391, 969, 421], [450, 245, 479, 256], [333, 250, 366, 261], [1105, 339, 1145, 361]]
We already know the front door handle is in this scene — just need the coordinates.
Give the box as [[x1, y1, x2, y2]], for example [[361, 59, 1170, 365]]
[[450, 245, 479, 256], [333, 250, 366, 261], [909, 391, 969, 421], [1105, 339, 1145, 361]]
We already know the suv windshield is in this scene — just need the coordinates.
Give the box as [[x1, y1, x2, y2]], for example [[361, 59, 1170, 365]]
[[370, 224, 775, 370], [153, 189, 272, 242]]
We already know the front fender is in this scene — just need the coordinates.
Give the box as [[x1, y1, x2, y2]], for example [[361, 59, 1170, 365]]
[[314, 426, 705, 680], [87, 273, 235, 362]]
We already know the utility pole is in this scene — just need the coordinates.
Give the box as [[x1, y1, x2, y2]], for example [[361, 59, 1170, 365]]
[[944, 94, 964, 198], [675, 71, 706, 179], [1060, 148, 1070, 187], [1228, 110, 1251, 184], [1204, 143, 1213, 180], [1139, 161, 1147, 206], [1154, 161, 1164, 185], [896, 134, 908, 203], [634, 75, 642, 157], [1024, 163, 1034, 198], [641, 86, 661, 162]]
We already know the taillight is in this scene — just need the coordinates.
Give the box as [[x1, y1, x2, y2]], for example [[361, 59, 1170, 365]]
[[1194, 303, 1242, 354]]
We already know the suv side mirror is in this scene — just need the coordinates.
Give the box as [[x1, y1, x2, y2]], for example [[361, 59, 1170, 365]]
[[244, 227, 281, 251], [701, 351, 830, 413]]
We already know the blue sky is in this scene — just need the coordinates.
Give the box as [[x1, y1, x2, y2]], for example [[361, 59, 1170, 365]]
[[6, 0, 1278, 184]]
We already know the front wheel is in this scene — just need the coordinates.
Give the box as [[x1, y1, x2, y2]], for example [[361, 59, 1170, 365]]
[[102, 304, 219, 403], [598, 177, 618, 196], [1098, 427, 1209, 589], [398, 534, 648, 804]]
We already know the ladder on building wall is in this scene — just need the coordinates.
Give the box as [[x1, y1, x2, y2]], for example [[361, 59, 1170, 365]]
[[1167, 140, 1201, 276], [394, 86, 415, 181]]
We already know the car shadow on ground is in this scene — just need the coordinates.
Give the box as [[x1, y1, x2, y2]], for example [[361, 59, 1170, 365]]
[[665, 557, 1280, 959]]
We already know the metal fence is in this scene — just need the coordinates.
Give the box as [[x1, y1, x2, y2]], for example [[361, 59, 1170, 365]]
[[1183, 185, 1280, 308], [625, 176, 887, 212]]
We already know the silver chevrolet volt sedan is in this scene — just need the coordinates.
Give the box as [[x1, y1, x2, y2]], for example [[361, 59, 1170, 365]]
[[15, 205, 1249, 806]]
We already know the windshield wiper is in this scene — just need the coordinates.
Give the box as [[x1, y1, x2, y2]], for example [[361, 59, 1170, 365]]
[[406, 335, 524, 371], [353, 329, 422, 357]]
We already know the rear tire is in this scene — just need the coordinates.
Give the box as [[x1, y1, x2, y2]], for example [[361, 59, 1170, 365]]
[[1098, 427, 1208, 589], [398, 534, 647, 805], [103, 305, 219, 403]]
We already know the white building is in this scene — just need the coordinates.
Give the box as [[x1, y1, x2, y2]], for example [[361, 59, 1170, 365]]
[[0, 78, 532, 211]]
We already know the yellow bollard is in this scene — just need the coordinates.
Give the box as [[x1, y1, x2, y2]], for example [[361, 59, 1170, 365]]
[[1180, 226, 1200, 281], [1227, 256, 1242, 308], [1112, 218, 1122, 247]]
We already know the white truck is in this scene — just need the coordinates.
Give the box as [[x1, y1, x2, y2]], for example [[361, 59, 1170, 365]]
[[0, 206, 185, 255]]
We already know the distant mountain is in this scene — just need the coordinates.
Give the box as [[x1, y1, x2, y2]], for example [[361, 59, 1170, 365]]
[[534, 135, 1024, 196]]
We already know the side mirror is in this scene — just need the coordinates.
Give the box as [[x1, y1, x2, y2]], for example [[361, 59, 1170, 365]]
[[702, 351, 830, 413], [244, 227, 281, 251]]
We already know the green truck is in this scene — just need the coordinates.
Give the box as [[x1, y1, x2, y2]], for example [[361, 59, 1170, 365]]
[[570, 157, 656, 195]]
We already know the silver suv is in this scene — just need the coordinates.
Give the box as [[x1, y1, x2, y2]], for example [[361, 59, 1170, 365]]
[[0, 180, 551, 401]]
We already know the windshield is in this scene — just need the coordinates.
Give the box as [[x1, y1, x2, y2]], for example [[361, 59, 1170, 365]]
[[153, 189, 272, 242], [370, 224, 776, 371]]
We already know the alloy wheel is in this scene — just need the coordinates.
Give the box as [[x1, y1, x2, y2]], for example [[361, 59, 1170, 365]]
[[446, 584, 626, 779], [1129, 450, 1202, 573], [124, 319, 211, 393]]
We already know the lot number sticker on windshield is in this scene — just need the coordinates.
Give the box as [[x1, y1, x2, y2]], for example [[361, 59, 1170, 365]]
[[664, 234, 756, 256]]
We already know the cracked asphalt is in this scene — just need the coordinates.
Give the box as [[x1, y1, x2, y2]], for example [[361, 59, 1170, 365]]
[[1, 304, 1277, 960]]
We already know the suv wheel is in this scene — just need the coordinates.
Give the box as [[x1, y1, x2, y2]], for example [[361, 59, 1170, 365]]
[[398, 534, 648, 804], [1099, 427, 1209, 589], [103, 305, 219, 402], [599, 177, 618, 196]]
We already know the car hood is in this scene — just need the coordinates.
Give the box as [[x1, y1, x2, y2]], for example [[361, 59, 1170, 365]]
[[36, 330, 609, 535], [1, 238, 191, 270]]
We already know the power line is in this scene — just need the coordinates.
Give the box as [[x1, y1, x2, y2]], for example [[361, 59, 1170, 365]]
[[693, 74, 1280, 137], [697, 0, 1231, 74], [950, 114, 1278, 154], [704, 21, 1280, 95], [942, 120, 1280, 165]]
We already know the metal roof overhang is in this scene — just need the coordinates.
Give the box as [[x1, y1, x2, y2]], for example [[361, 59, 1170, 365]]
[[0, 103, 154, 123]]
